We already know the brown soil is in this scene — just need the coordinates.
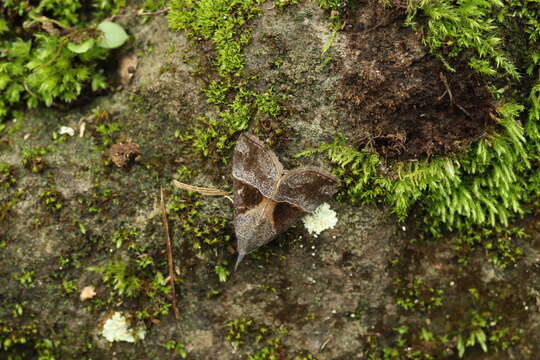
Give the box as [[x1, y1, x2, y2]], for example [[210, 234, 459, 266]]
[[339, 2, 495, 158]]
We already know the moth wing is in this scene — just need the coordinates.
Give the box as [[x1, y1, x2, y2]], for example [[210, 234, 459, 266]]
[[234, 203, 276, 270], [271, 201, 307, 234], [274, 166, 339, 212], [232, 133, 283, 199], [234, 199, 307, 270]]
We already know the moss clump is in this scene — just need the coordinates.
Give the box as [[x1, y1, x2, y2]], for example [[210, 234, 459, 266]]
[[226, 317, 253, 348], [0, 163, 16, 189], [39, 189, 63, 211], [168, 0, 287, 163], [363, 277, 527, 359], [168, 0, 262, 77], [0, 188, 22, 221], [21, 145, 50, 173], [0, 0, 126, 121], [0, 322, 59, 360], [394, 277, 444, 312], [301, 0, 540, 235], [452, 225, 525, 268], [87, 241, 175, 319], [90, 260, 143, 297], [167, 191, 233, 253], [406, 0, 519, 78]]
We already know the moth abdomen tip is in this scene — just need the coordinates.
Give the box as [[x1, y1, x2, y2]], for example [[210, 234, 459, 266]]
[[234, 253, 246, 271]]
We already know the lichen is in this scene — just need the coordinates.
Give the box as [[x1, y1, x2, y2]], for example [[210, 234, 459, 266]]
[[302, 202, 338, 236], [101, 312, 146, 343]]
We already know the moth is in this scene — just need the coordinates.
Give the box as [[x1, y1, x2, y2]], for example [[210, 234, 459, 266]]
[[232, 133, 339, 269]]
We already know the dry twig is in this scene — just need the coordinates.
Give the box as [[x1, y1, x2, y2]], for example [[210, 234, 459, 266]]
[[137, 8, 169, 16], [172, 179, 231, 197], [160, 186, 180, 320]]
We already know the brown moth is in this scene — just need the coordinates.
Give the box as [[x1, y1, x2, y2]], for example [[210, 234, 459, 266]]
[[232, 133, 339, 269]]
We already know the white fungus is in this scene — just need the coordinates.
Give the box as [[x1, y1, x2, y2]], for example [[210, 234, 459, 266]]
[[302, 203, 338, 237], [101, 312, 146, 343]]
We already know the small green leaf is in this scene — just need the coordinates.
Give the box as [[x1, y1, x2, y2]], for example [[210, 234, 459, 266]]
[[457, 335, 465, 358], [67, 39, 95, 54], [0, 19, 8, 34], [97, 21, 129, 49]]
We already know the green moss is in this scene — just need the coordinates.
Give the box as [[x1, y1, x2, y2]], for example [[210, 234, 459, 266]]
[[0, 163, 16, 189], [142, 0, 167, 13], [274, 0, 301, 8], [167, 191, 233, 253], [112, 227, 139, 249], [394, 278, 444, 312], [39, 189, 63, 211], [452, 226, 525, 268], [163, 340, 188, 358], [365, 312, 522, 359], [0, 322, 59, 360], [75, 184, 114, 215], [89, 260, 143, 297], [254, 87, 283, 118], [248, 336, 283, 360], [168, 0, 287, 162], [226, 317, 253, 348], [94, 120, 121, 149], [215, 261, 230, 282], [169, 0, 262, 77], [13, 270, 34, 287], [0, 188, 22, 221], [406, 0, 519, 78], [22, 146, 50, 173], [316, 0, 349, 10], [0, 0, 126, 121]]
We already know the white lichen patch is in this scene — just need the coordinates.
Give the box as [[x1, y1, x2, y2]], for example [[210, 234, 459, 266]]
[[302, 203, 338, 237], [58, 126, 75, 136], [101, 312, 146, 343]]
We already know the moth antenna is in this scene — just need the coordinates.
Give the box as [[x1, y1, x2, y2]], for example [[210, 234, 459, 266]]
[[234, 253, 245, 271]]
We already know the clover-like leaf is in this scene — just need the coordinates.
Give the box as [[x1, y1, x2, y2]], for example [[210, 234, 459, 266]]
[[97, 21, 129, 49], [67, 39, 95, 54]]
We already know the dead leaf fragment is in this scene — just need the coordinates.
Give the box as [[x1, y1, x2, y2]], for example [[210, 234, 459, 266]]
[[80, 286, 96, 301], [109, 141, 141, 167], [41, 21, 61, 36], [118, 54, 138, 87]]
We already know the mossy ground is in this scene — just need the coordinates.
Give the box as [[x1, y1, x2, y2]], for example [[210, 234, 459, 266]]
[[1, 0, 539, 359]]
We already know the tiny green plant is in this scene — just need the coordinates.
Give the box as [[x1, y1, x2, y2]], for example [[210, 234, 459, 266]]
[[89, 260, 142, 297], [22, 146, 49, 173], [112, 227, 139, 249], [215, 261, 230, 282], [0, 163, 16, 189], [39, 190, 63, 211], [163, 340, 188, 359], [14, 271, 34, 287], [226, 317, 253, 348], [62, 280, 78, 294]]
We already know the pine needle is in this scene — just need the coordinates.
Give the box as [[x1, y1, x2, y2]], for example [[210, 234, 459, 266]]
[[160, 186, 180, 321]]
